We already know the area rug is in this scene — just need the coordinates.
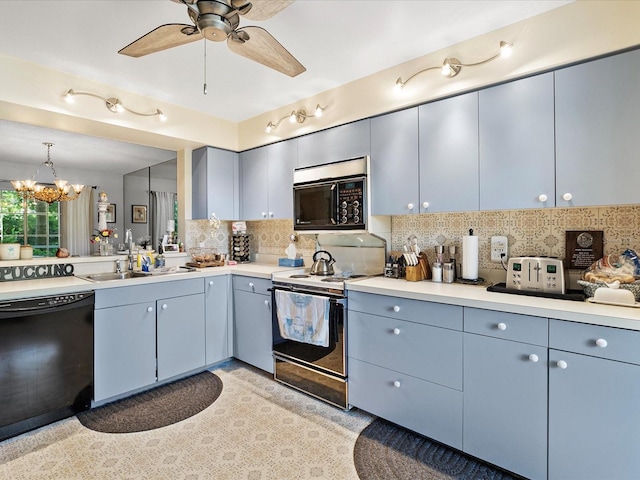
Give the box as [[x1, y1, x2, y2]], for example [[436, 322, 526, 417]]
[[77, 371, 223, 434], [354, 418, 517, 480]]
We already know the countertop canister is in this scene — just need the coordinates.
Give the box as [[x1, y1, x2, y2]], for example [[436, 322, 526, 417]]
[[20, 245, 33, 260], [0, 243, 21, 260]]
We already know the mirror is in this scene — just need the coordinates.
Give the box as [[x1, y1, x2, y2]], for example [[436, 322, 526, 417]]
[[124, 158, 177, 250]]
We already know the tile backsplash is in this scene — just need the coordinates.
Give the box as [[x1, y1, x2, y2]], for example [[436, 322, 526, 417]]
[[186, 205, 640, 276]]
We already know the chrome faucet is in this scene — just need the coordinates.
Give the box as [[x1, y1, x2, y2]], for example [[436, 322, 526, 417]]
[[124, 229, 134, 271], [115, 259, 122, 273]]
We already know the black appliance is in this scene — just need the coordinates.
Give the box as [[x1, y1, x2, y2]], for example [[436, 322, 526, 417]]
[[0, 291, 94, 441], [293, 157, 367, 233]]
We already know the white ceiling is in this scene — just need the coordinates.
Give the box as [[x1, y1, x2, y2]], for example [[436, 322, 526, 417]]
[[0, 0, 572, 174]]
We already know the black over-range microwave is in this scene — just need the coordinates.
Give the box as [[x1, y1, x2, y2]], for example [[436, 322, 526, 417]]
[[293, 157, 368, 232]]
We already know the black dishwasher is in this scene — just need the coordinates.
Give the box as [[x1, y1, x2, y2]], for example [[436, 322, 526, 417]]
[[0, 291, 94, 441]]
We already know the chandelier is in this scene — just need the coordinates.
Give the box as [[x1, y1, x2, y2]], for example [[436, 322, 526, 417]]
[[11, 142, 84, 204]]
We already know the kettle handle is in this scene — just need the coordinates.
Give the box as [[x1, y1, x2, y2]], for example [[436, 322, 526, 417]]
[[313, 250, 333, 262]]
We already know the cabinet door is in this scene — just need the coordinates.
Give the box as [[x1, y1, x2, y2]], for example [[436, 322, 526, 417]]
[[94, 303, 156, 402], [370, 108, 420, 215], [157, 293, 206, 381], [233, 289, 273, 373], [549, 350, 640, 480], [240, 147, 269, 220], [555, 49, 640, 207], [479, 73, 555, 210], [297, 119, 370, 167], [266, 139, 298, 219], [205, 276, 230, 365], [464, 333, 548, 480], [192, 146, 239, 220], [419, 92, 479, 213]]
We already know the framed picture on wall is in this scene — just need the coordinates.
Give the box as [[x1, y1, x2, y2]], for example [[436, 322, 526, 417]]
[[106, 204, 116, 223], [132, 205, 147, 224]]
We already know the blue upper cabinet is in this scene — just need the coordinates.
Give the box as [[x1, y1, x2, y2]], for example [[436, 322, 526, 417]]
[[419, 92, 479, 213], [370, 108, 420, 215], [297, 119, 370, 167], [192, 146, 239, 220], [555, 49, 640, 207], [479, 72, 555, 210], [239, 139, 298, 220]]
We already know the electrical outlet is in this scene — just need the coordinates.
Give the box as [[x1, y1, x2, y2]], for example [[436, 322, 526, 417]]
[[491, 236, 508, 262]]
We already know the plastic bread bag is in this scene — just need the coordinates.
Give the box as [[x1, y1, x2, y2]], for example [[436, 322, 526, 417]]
[[583, 253, 637, 284], [622, 249, 640, 276]]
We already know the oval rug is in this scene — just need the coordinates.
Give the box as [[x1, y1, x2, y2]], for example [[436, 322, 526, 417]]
[[77, 371, 223, 434], [354, 419, 516, 480]]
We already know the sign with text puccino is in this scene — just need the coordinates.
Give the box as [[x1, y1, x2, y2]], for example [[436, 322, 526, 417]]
[[0, 263, 75, 282]]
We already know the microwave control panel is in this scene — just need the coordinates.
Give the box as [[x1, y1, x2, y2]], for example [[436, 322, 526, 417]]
[[337, 179, 365, 225]]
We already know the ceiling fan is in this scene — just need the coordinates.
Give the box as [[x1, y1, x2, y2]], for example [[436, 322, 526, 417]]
[[118, 0, 305, 77]]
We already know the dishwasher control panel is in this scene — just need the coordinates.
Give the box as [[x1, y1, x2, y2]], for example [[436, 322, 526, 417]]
[[507, 257, 565, 294]]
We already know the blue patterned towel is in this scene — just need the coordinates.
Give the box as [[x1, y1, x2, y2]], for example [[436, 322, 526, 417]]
[[275, 290, 330, 347]]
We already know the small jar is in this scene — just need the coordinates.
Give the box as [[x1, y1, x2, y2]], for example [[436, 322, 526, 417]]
[[20, 245, 33, 260], [432, 262, 442, 282], [443, 262, 455, 283]]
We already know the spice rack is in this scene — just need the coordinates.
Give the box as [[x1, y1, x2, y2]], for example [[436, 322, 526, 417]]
[[230, 234, 250, 263]]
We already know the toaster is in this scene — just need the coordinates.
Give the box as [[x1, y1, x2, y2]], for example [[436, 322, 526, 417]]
[[506, 257, 565, 294]]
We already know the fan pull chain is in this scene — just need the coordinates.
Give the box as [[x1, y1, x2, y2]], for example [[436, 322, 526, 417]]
[[203, 40, 208, 95]]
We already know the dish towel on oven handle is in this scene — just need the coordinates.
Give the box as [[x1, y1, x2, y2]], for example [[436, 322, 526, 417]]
[[275, 290, 330, 347]]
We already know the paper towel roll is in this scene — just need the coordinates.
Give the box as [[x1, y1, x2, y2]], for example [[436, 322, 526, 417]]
[[462, 235, 479, 280]]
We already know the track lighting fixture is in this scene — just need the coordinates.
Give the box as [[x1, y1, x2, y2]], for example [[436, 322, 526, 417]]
[[394, 41, 514, 90], [64, 89, 166, 120], [265, 104, 326, 133]]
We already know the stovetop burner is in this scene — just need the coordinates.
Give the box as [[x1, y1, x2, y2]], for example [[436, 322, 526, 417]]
[[321, 277, 344, 283], [289, 274, 310, 278]]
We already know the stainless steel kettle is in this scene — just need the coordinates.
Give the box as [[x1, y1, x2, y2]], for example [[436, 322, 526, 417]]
[[310, 250, 335, 276]]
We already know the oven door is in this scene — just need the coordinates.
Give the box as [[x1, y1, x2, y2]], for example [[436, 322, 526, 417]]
[[293, 182, 337, 230]]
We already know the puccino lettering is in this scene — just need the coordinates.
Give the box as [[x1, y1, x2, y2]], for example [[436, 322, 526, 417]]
[[0, 263, 74, 282]]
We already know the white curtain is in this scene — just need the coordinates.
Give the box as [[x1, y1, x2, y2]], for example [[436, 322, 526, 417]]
[[150, 191, 176, 249], [60, 188, 93, 256]]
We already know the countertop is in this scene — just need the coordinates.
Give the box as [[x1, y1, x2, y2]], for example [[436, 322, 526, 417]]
[[347, 276, 640, 331], [0, 263, 293, 302]]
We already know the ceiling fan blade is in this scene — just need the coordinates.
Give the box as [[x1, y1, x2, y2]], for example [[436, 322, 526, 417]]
[[119, 24, 204, 57], [170, 0, 197, 4], [227, 26, 305, 77], [238, 0, 295, 21]]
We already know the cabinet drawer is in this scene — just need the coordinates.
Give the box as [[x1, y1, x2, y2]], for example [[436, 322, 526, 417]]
[[348, 291, 462, 330], [550, 319, 640, 365], [464, 308, 548, 346], [349, 358, 462, 449], [232, 275, 271, 295], [348, 310, 462, 390]]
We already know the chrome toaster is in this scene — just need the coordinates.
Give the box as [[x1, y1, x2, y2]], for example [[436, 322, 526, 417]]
[[506, 257, 565, 294]]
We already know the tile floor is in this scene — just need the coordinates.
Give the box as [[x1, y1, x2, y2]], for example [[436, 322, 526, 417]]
[[0, 361, 373, 480]]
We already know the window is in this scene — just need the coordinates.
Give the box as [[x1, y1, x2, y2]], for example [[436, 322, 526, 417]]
[[0, 187, 60, 257]]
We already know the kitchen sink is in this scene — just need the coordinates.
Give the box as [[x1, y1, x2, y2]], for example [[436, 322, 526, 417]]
[[79, 266, 196, 283]]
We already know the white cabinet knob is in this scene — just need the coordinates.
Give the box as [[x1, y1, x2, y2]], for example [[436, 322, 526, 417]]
[[393, 380, 401, 388], [596, 338, 608, 348], [249, 282, 254, 288], [497, 322, 507, 331], [393, 305, 401, 313], [422, 201, 430, 209], [264, 300, 269, 307], [147, 306, 153, 313], [209, 280, 214, 286], [261, 212, 267, 218], [407, 203, 414, 211], [562, 193, 573, 201], [269, 212, 274, 218], [557, 360, 568, 369], [529, 354, 539, 363], [162, 303, 168, 310], [538, 194, 548, 202], [393, 328, 401, 335]]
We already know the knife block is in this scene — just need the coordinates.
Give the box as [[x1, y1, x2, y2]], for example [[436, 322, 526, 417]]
[[405, 265, 424, 282]]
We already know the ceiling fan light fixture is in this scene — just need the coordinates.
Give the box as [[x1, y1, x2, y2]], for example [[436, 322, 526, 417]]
[[395, 40, 514, 88], [314, 104, 324, 117], [64, 89, 75, 103]]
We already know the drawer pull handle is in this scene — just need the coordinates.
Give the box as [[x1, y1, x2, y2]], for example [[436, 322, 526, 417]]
[[249, 282, 254, 288], [528, 354, 539, 363], [393, 380, 401, 388], [264, 300, 269, 307], [147, 306, 153, 313], [393, 305, 401, 313], [595, 338, 608, 348], [557, 360, 568, 369], [393, 328, 401, 335], [209, 280, 214, 286], [497, 322, 507, 331], [162, 303, 168, 310]]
